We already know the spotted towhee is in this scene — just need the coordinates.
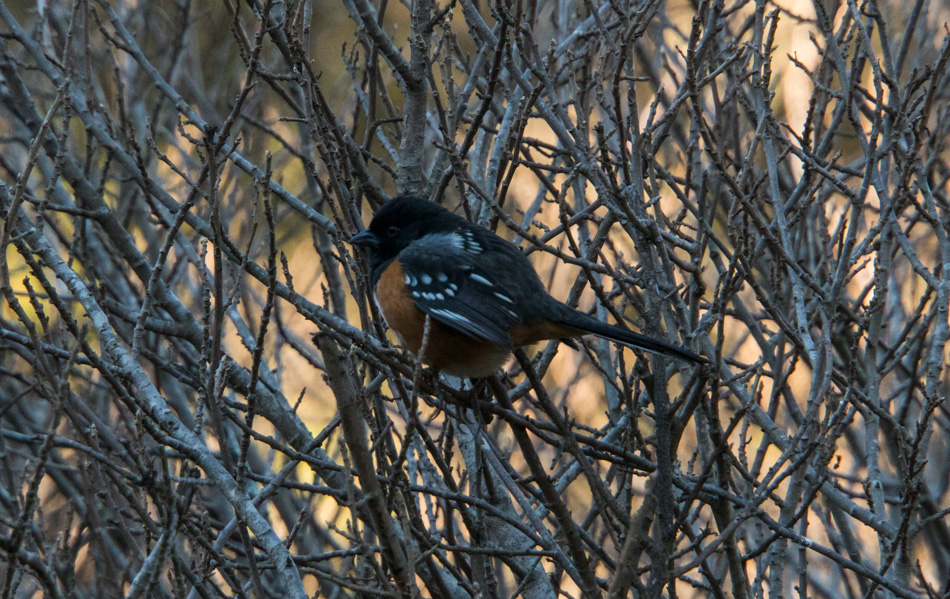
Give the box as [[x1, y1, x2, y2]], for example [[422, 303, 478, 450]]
[[349, 195, 703, 377]]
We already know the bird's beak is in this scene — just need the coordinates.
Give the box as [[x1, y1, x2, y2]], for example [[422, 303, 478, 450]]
[[348, 229, 378, 248]]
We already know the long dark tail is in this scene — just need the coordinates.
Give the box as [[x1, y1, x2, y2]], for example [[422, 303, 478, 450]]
[[555, 307, 704, 365]]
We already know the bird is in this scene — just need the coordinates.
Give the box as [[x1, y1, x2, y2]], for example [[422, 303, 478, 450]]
[[349, 195, 703, 377]]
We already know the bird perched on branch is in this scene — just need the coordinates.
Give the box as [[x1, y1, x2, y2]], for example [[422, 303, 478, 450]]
[[349, 195, 703, 377]]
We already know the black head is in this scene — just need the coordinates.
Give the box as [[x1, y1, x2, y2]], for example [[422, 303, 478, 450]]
[[349, 195, 459, 263]]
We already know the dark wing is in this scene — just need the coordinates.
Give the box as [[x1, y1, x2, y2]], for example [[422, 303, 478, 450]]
[[397, 230, 522, 348]]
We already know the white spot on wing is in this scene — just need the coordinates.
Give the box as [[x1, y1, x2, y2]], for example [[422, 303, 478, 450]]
[[494, 292, 514, 304], [470, 273, 492, 286], [446, 233, 466, 250], [430, 308, 474, 327], [462, 231, 482, 254], [421, 273, 432, 285], [437, 273, 448, 282]]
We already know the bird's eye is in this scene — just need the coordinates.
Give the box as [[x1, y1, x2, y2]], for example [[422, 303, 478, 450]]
[[386, 225, 400, 237]]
